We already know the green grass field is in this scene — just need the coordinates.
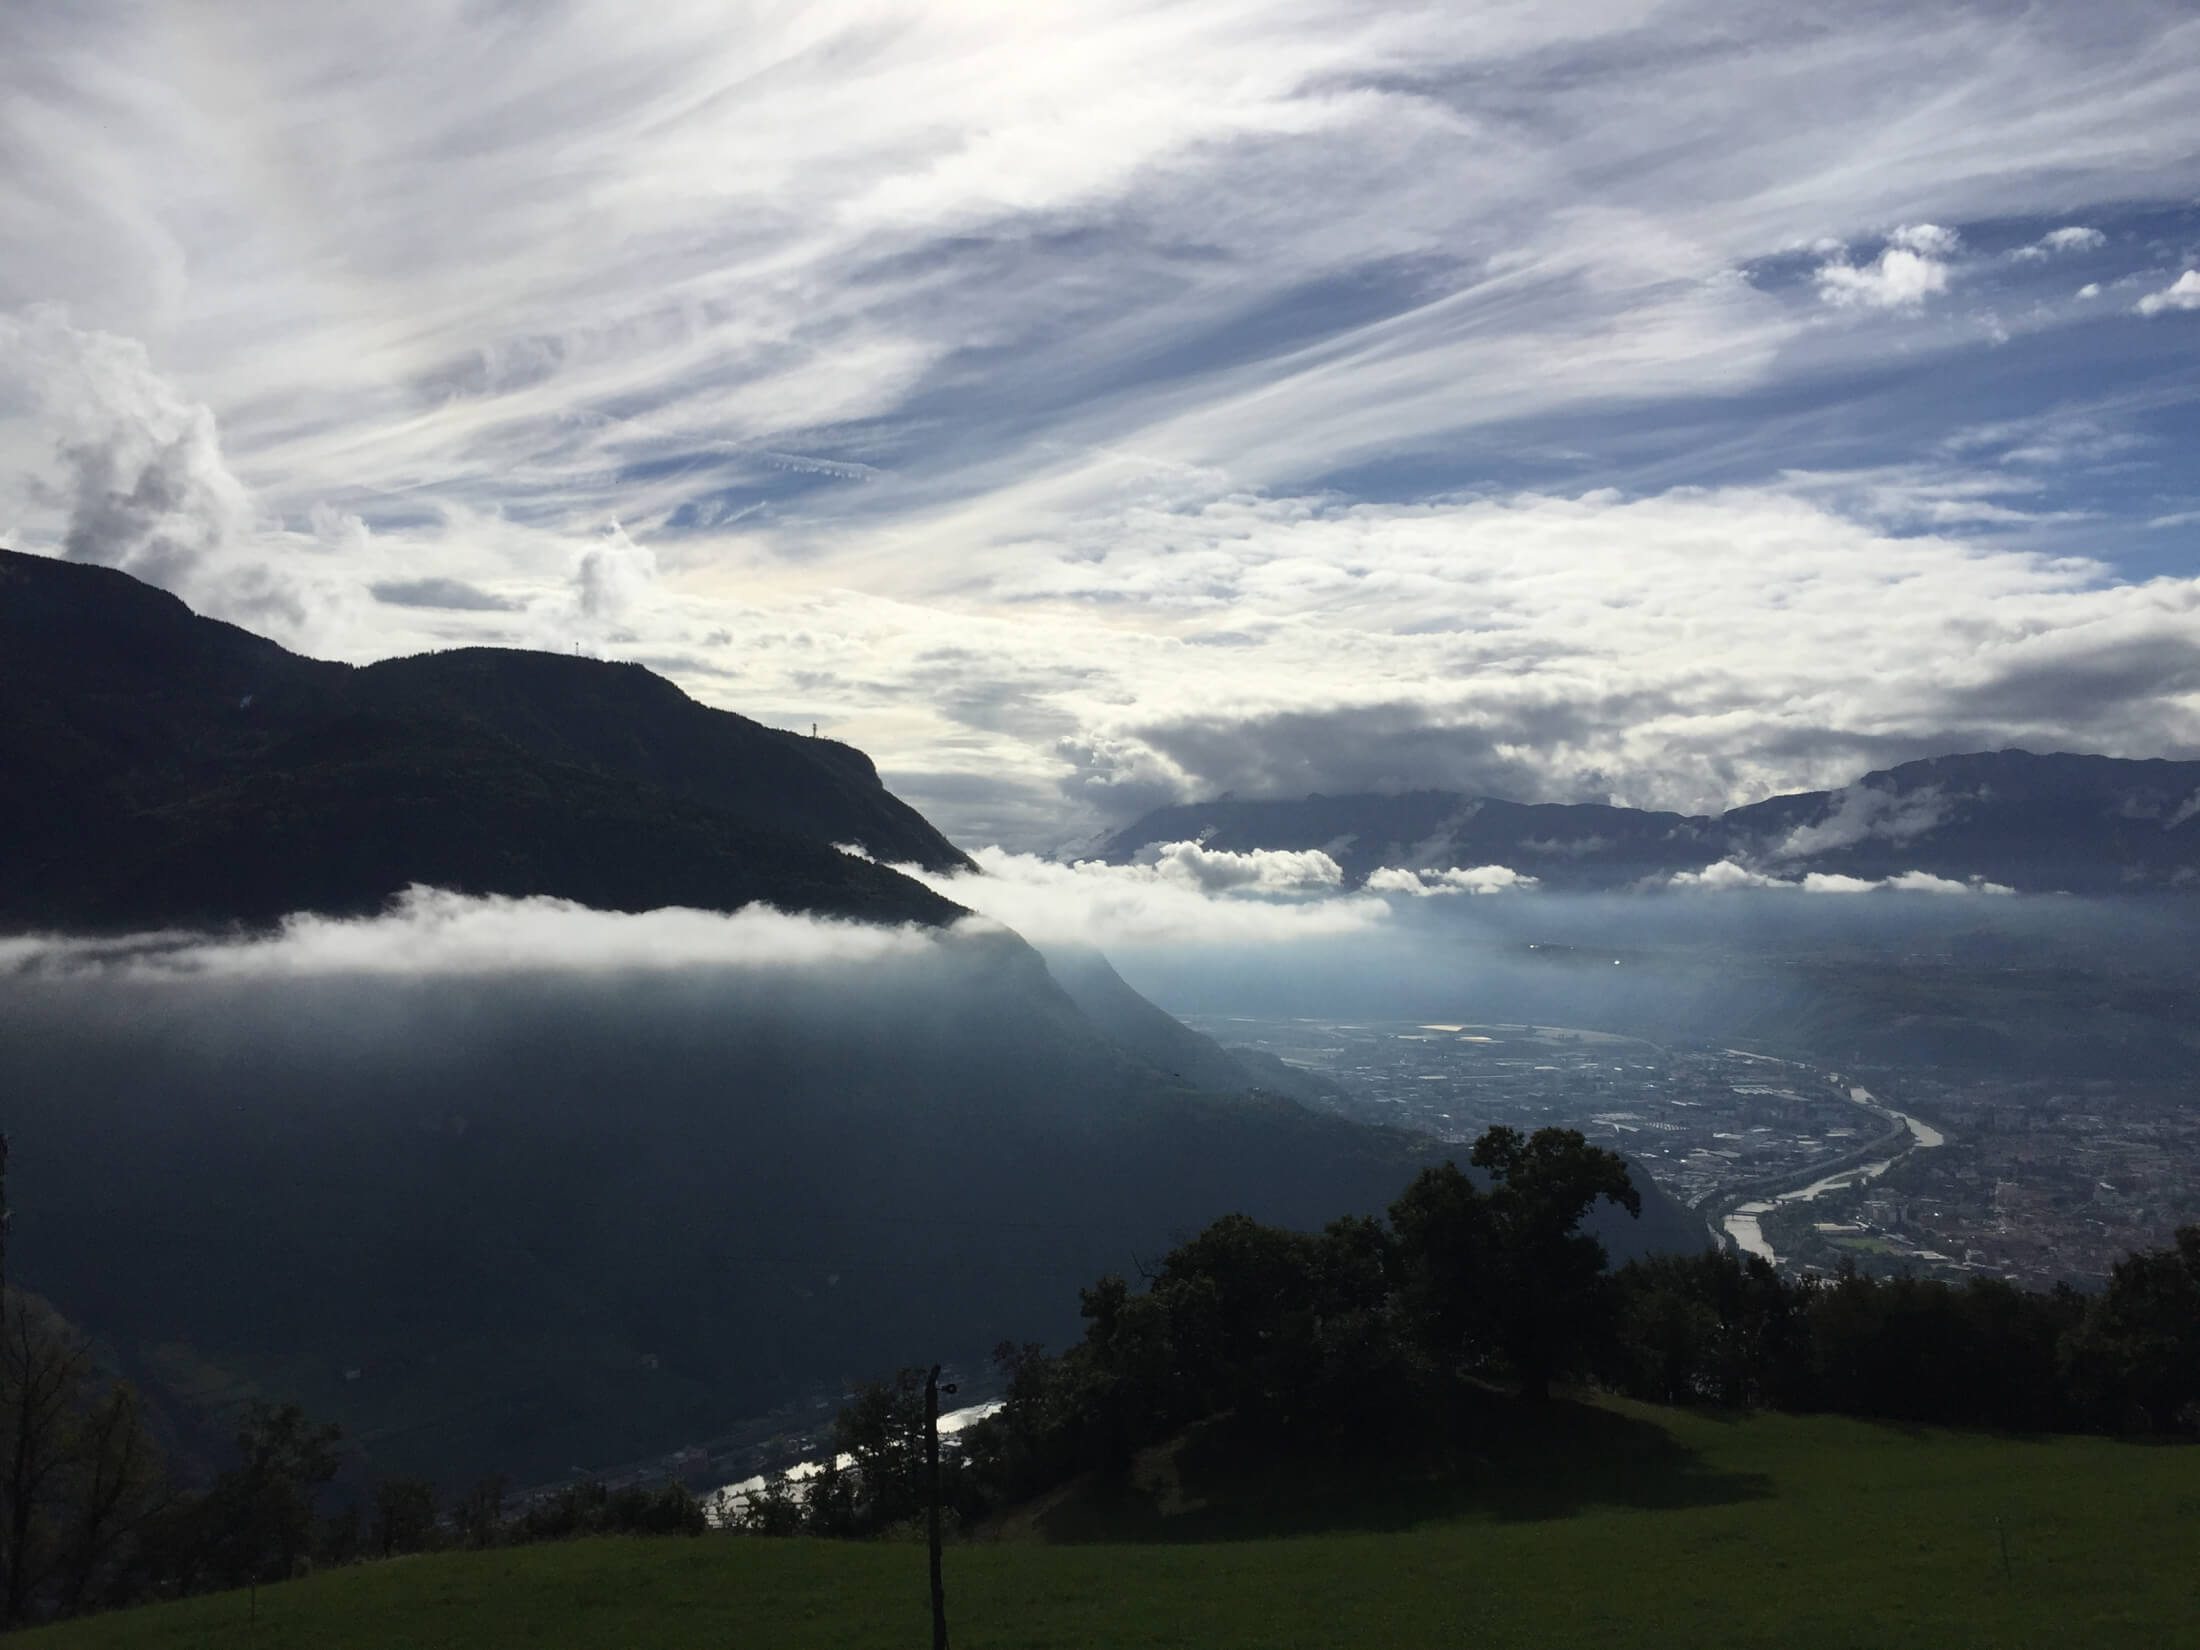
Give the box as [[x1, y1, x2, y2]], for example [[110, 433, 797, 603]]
[[26, 1400, 2200, 1650]]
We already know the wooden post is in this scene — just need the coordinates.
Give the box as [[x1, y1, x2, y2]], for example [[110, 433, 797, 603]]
[[1, 1134, 10, 1354], [925, 1364, 948, 1650]]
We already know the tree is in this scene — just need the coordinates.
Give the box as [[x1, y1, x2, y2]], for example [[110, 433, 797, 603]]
[[0, 1293, 94, 1625], [55, 1380, 167, 1616], [2064, 1225, 2200, 1433], [371, 1476, 438, 1557], [454, 1476, 505, 1550], [832, 1370, 933, 1527], [207, 1401, 341, 1592], [1391, 1127, 1639, 1402], [0, 1293, 169, 1624], [1607, 1248, 1808, 1410]]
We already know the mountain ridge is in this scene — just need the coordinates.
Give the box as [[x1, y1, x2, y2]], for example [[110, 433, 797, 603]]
[[0, 547, 969, 931], [1100, 750, 2200, 894]]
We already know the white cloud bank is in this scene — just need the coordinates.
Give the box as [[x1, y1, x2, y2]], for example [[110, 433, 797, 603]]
[[895, 842, 1546, 948], [0, 306, 312, 631], [1139, 840, 1345, 897], [898, 847, 1386, 948], [2137, 272, 2200, 316], [1365, 865, 1540, 897], [1663, 862, 2014, 895], [0, 886, 941, 980], [1815, 227, 1958, 310]]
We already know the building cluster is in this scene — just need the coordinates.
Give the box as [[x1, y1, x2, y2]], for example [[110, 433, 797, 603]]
[[1195, 1016, 1877, 1205], [1760, 1071, 2200, 1288], [1193, 1014, 2198, 1289]]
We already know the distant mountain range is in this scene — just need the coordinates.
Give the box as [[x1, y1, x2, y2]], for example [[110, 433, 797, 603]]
[[0, 548, 968, 931], [1101, 751, 2200, 895]]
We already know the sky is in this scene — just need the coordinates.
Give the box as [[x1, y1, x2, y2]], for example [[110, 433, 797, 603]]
[[4, 0, 2199, 855]]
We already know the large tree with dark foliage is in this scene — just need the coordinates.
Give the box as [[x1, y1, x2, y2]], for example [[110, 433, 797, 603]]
[[1390, 1126, 1640, 1402], [0, 1292, 168, 1626], [204, 1402, 342, 1592], [1605, 1248, 1807, 1410], [2063, 1226, 2200, 1433]]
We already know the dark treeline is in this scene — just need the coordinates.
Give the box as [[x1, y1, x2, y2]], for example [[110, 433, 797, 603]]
[[732, 1126, 1647, 1533], [1601, 1232, 2200, 1433], [1607, 1249, 2123, 1433], [0, 1286, 704, 1631], [11, 1129, 2197, 1618], [737, 1128, 2200, 1538]]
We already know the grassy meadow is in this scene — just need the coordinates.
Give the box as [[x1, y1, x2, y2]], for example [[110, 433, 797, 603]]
[[25, 1399, 2199, 1650]]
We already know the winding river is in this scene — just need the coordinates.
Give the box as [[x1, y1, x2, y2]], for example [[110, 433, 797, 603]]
[[1721, 1084, 1945, 1267]]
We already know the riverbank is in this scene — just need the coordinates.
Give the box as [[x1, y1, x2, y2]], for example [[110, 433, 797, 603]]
[[1722, 1084, 1947, 1267]]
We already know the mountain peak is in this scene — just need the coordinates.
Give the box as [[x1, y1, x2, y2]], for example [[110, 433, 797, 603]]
[[0, 546, 970, 931]]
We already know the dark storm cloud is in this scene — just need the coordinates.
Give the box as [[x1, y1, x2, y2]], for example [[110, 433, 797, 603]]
[[370, 576, 524, 612], [1943, 634, 2200, 731], [1128, 702, 1632, 808]]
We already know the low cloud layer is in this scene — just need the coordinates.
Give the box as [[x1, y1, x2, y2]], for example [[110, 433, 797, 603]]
[[0, 886, 944, 981], [901, 847, 1389, 948], [1770, 784, 1950, 860], [1365, 865, 1540, 897], [1663, 861, 2014, 896]]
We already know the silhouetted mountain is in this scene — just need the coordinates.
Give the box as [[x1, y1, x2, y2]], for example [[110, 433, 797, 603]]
[[1720, 750, 2200, 893], [0, 549, 969, 930], [1101, 751, 2200, 894]]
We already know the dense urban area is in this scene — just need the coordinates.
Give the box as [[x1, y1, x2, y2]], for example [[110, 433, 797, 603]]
[[1188, 1012, 2200, 1290]]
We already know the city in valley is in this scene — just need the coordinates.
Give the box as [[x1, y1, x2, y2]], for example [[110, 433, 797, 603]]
[[1188, 1014, 2200, 1290]]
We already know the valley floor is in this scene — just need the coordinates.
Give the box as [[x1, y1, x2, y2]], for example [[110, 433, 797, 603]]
[[24, 1401, 2199, 1650]]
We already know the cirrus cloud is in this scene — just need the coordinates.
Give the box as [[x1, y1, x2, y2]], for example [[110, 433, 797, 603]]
[[2, 4, 2198, 854]]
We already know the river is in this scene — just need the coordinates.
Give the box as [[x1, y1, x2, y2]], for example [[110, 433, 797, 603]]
[[706, 1399, 1004, 1524], [1722, 1085, 1944, 1267]]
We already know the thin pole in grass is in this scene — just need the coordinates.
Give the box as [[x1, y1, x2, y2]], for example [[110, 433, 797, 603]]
[[1, 1134, 10, 1364], [926, 1364, 956, 1650]]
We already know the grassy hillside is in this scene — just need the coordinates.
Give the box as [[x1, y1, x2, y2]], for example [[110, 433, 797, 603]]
[[28, 1401, 2198, 1649]]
